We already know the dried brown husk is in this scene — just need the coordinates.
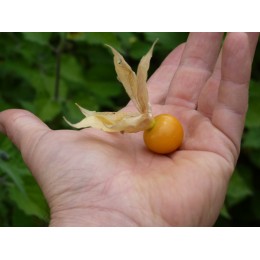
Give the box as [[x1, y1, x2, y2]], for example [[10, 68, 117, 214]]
[[64, 40, 158, 133]]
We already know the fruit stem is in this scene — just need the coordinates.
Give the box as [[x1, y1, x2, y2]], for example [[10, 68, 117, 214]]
[[146, 117, 155, 130]]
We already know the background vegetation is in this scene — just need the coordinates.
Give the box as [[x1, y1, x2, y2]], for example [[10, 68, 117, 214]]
[[0, 32, 259, 226]]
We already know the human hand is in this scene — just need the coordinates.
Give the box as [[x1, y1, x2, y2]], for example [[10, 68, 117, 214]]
[[0, 33, 258, 226]]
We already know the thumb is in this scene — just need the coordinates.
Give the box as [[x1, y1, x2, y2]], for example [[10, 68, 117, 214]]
[[0, 109, 51, 162]]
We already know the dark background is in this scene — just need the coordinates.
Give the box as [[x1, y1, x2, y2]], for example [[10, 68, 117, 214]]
[[0, 32, 259, 226]]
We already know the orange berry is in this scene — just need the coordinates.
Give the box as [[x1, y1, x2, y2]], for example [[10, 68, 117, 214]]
[[143, 114, 183, 154]]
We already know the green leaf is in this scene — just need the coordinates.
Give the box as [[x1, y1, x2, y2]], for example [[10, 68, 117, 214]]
[[85, 32, 120, 48], [22, 32, 52, 46], [79, 81, 123, 109], [129, 41, 154, 59], [3, 61, 43, 93], [19, 100, 36, 113], [3, 60, 59, 97], [220, 204, 232, 219], [8, 175, 49, 221], [115, 32, 137, 48], [68, 32, 121, 49], [0, 161, 25, 193], [0, 149, 10, 161], [0, 189, 9, 226], [245, 150, 260, 169], [226, 170, 253, 207], [64, 98, 99, 124], [0, 96, 11, 110], [12, 207, 47, 227], [61, 55, 86, 85], [15, 39, 50, 64], [86, 45, 114, 65], [243, 127, 260, 149], [245, 81, 260, 128], [85, 64, 116, 81], [6, 60, 68, 99], [86, 81, 122, 98], [67, 32, 85, 40], [0, 133, 49, 224], [251, 191, 260, 220], [144, 32, 188, 50], [35, 99, 62, 122], [41, 75, 68, 100]]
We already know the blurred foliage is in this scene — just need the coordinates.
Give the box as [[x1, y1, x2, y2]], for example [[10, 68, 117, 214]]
[[0, 32, 259, 226]]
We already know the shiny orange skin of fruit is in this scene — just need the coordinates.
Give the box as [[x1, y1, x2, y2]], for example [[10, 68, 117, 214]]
[[143, 114, 184, 154]]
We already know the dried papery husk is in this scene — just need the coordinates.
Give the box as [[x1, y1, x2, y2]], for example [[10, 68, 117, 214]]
[[64, 40, 158, 133], [64, 104, 154, 133]]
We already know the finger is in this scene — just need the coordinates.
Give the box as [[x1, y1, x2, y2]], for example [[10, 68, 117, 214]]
[[198, 33, 259, 118], [147, 43, 185, 105], [212, 32, 258, 154], [0, 109, 50, 161], [165, 33, 224, 108], [197, 51, 222, 117]]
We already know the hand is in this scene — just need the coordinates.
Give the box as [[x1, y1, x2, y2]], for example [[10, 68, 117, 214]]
[[0, 33, 258, 226]]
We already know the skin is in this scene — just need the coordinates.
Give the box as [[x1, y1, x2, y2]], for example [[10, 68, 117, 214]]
[[0, 33, 259, 226]]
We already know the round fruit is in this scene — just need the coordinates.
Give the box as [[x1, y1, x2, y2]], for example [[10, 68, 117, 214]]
[[143, 114, 183, 154]]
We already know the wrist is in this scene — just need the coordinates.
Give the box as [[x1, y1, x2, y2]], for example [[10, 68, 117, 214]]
[[49, 208, 139, 227]]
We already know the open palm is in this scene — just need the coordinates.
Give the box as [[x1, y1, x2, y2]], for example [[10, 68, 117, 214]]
[[0, 33, 258, 226]]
